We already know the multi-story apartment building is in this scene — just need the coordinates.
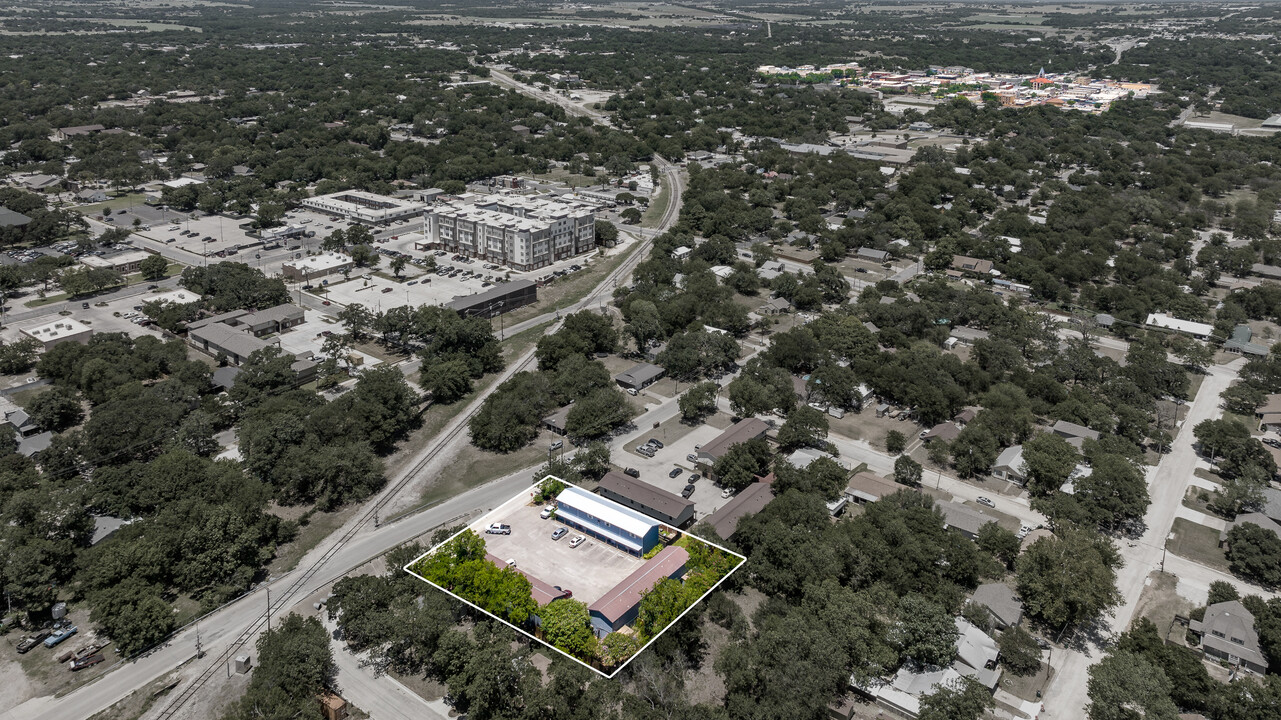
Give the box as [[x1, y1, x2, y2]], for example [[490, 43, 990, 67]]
[[423, 194, 596, 271]]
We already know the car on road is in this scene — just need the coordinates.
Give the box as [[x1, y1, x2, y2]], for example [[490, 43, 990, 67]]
[[569, 535, 586, 548], [721, 487, 734, 499], [506, 558, 517, 568], [668, 468, 682, 478], [485, 523, 511, 535], [552, 527, 568, 540], [681, 484, 695, 498], [647, 438, 664, 449], [636, 446, 654, 457], [549, 440, 563, 451], [624, 467, 640, 478], [687, 473, 700, 483], [687, 453, 699, 463], [626, 387, 638, 396], [1265, 438, 1281, 449], [976, 497, 995, 508], [553, 585, 573, 598], [540, 506, 554, 519]]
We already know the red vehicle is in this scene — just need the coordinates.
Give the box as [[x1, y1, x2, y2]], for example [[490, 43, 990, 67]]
[[71, 653, 105, 671]]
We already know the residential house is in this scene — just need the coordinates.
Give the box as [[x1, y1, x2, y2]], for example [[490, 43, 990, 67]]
[[1225, 325, 1269, 357], [703, 480, 774, 540], [992, 444, 1027, 485], [54, 124, 106, 140], [856, 247, 890, 263], [843, 471, 900, 505], [759, 297, 791, 315], [697, 419, 769, 465], [922, 422, 961, 443], [937, 500, 992, 540], [1145, 312, 1213, 339], [615, 363, 665, 391], [75, 189, 109, 204], [1051, 420, 1100, 448], [1189, 601, 1269, 674], [949, 327, 990, 346], [2, 409, 40, 438], [1257, 394, 1281, 432], [1219, 513, 1281, 548], [541, 405, 570, 436], [969, 583, 1023, 630], [951, 255, 993, 275]]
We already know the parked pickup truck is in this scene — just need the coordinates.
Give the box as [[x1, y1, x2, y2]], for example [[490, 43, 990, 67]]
[[43, 625, 77, 649], [16, 630, 51, 654]]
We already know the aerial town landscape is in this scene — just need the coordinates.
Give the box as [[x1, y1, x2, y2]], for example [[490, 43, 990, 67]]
[[1, 1, 1281, 720]]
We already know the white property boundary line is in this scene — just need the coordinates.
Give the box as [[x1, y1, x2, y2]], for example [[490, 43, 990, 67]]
[[403, 477, 746, 679]]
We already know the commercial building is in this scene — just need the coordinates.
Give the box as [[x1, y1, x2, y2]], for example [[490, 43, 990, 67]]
[[1145, 312, 1213, 339], [0, 207, 32, 228], [1189, 600, 1269, 674], [80, 250, 152, 274], [281, 253, 354, 282], [21, 318, 93, 350], [554, 484, 661, 556], [596, 471, 695, 527], [186, 304, 309, 366], [302, 190, 426, 226], [703, 481, 774, 540], [446, 278, 537, 318], [423, 193, 596, 271], [187, 305, 306, 337], [587, 545, 689, 637], [697, 418, 770, 464], [615, 363, 665, 391]]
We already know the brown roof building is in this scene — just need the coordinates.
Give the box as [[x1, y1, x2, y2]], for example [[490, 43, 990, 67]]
[[697, 418, 769, 464], [703, 481, 774, 540], [596, 471, 695, 527], [588, 545, 688, 637], [951, 255, 993, 275], [843, 471, 900, 504]]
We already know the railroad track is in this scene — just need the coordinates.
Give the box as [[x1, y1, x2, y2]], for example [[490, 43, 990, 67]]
[[156, 96, 681, 720]]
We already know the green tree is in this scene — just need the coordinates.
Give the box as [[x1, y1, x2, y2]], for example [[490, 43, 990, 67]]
[[565, 388, 634, 442], [918, 677, 994, 720], [25, 387, 83, 432], [1226, 522, 1281, 587], [894, 455, 923, 486], [624, 299, 663, 352], [997, 626, 1043, 676], [635, 577, 689, 641], [1022, 432, 1079, 496], [139, 253, 168, 281], [1086, 650, 1178, 720], [893, 593, 959, 668], [1074, 453, 1149, 531], [538, 599, 597, 660], [1016, 528, 1121, 633], [774, 456, 847, 499], [886, 429, 906, 455], [89, 578, 177, 656], [425, 359, 473, 404], [390, 255, 408, 277], [677, 381, 719, 422], [976, 521, 1021, 570], [350, 243, 380, 268], [712, 438, 772, 490], [776, 405, 829, 451], [223, 614, 336, 720]]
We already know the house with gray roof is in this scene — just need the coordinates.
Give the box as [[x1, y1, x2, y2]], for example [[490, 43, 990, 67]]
[[1189, 600, 1269, 674], [615, 362, 665, 391], [1220, 512, 1281, 547], [970, 583, 1023, 630], [1224, 324, 1269, 357], [937, 500, 992, 540]]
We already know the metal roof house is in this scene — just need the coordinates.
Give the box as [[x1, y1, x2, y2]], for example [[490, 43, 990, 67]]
[[554, 485, 660, 556], [596, 471, 695, 527], [615, 363, 666, 391], [587, 545, 688, 637]]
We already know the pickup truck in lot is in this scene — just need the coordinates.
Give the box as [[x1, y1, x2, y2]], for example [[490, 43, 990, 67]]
[[43, 625, 77, 649], [16, 630, 51, 654]]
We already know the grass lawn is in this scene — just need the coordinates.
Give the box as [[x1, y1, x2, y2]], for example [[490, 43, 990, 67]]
[[498, 245, 636, 328], [24, 292, 71, 309], [997, 660, 1054, 704], [267, 503, 363, 575], [418, 441, 546, 508], [641, 176, 672, 228], [75, 193, 147, 216], [1169, 518, 1231, 573], [1182, 486, 1226, 519], [1223, 411, 1257, 432], [10, 385, 51, 409], [1193, 468, 1223, 485]]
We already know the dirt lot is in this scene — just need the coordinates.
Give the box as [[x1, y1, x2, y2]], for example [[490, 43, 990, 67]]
[[0, 605, 112, 706]]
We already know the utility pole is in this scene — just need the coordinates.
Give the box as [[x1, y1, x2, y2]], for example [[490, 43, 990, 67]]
[[265, 586, 271, 634], [195, 622, 204, 659]]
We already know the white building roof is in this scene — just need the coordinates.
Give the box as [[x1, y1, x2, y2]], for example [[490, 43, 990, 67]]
[[1145, 312, 1213, 337], [285, 253, 351, 272], [555, 484, 659, 541], [22, 317, 92, 341], [161, 177, 203, 189]]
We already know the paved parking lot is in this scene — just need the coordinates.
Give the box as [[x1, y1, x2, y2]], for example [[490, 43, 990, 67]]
[[618, 421, 733, 523], [466, 489, 644, 606]]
